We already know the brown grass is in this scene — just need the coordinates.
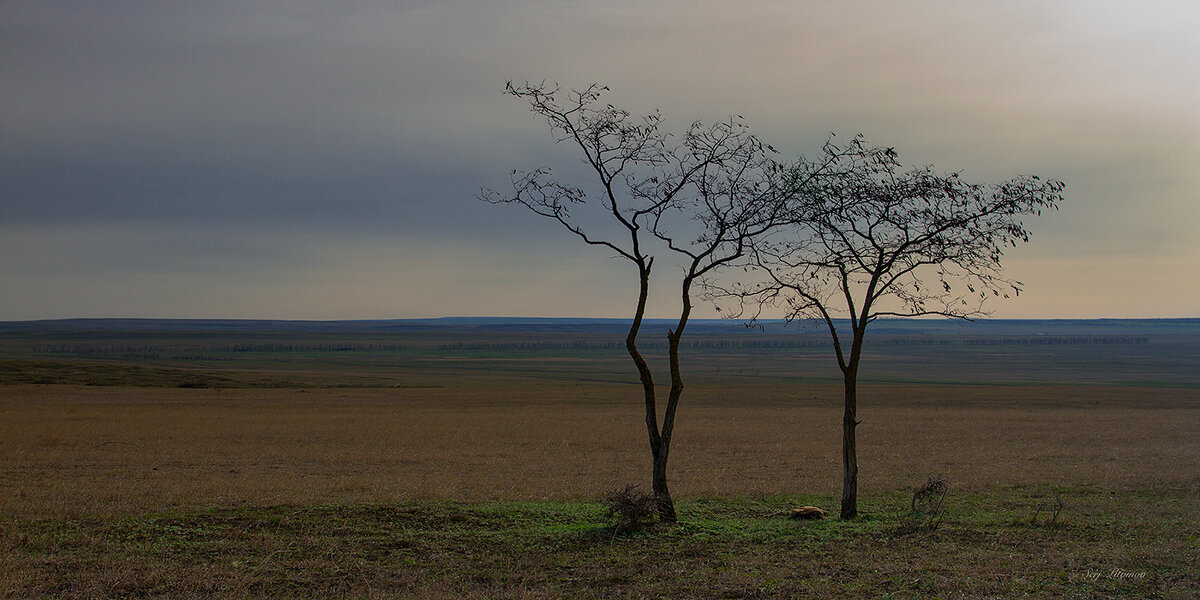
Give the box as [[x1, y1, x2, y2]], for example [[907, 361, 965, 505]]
[[2, 381, 1197, 599], [2, 382, 1196, 518]]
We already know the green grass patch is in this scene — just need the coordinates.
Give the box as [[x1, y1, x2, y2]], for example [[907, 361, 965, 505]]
[[4, 489, 1196, 599]]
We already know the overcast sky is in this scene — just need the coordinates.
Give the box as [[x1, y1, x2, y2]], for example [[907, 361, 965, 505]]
[[2, 1, 1197, 320]]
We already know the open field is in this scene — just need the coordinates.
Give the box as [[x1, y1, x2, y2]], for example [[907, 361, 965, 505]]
[[2, 318, 1198, 389], [2, 383, 1197, 517], [1, 320, 1198, 597], [3, 381, 1197, 598]]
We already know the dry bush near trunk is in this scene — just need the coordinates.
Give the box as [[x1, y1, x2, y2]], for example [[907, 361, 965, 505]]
[[603, 485, 659, 531]]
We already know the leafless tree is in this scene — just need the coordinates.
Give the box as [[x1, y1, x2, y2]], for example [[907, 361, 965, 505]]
[[482, 81, 787, 522], [711, 135, 1065, 519]]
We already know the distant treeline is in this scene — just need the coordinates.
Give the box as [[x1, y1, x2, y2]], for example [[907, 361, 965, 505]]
[[436, 336, 1150, 351], [29, 343, 408, 357], [435, 340, 766, 351], [960, 337, 1148, 345], [25, 336, 1150, 358]]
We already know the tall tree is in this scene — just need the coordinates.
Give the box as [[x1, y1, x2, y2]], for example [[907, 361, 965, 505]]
[[483, 82, 786, 522], [712, 136, 1065, 519]]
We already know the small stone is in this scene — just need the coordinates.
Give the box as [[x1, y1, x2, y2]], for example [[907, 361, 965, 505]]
[[790, 506, 826, 520]]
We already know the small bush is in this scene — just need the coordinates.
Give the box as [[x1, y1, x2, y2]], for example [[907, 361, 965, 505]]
[[603, 485, 658, 531], [1031, 492, 1065, 527], [898, 475, 949, 533]]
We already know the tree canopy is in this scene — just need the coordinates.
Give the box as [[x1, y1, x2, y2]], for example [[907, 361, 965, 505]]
[[710, 135, 1065, 519]]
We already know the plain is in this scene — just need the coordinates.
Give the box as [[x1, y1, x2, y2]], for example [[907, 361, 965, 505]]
[[1, 319, 1197, 598]]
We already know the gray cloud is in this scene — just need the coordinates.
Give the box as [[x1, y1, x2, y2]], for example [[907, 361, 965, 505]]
[[2, 0, 1197, 319]]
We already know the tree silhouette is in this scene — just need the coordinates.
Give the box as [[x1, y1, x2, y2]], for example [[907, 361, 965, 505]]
[[711, 135, 1065, 519], [483, 81, 789, 521]]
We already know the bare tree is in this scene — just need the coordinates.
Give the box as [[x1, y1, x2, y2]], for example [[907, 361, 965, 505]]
[[482, 81, 785, 522], [711, 136, 1065, 519]]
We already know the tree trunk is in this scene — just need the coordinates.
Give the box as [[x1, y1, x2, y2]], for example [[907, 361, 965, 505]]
[[652, 451, 677, 522], [653, 277, 695, 524], [625, 261, 677, 522], [840, 369, 859, 520]]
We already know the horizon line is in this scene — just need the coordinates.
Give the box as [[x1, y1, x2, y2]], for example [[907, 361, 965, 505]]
[[4, 316, 1199, 324]]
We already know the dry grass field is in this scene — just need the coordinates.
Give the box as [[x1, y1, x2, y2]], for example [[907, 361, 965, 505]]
[[1, 382, 1196, 518], [2, 379, 1198, 598], [1, 321, 1197, 598]]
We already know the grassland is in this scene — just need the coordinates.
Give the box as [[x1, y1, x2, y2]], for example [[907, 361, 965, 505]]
[[1, 320, 1197, 598]]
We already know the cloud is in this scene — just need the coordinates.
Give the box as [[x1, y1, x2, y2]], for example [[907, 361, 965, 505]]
[[0, 223, 637, 319], [1, 0, 1196, 318]]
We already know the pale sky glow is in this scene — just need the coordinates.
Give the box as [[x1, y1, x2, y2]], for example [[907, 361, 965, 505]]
[[2, 1, 1197, 320]]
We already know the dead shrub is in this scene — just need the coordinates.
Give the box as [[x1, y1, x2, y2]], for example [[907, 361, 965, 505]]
[[1031, 492, 1065, 527], [898, 475, 949, 533], [602, 485, 658, 532]]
